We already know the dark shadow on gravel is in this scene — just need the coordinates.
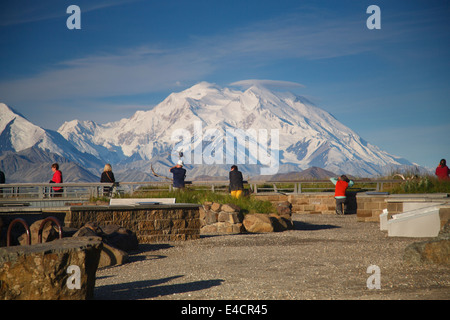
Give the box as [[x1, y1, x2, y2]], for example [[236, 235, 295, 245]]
[[293, 220, 341, 231], [94, 275, 224, 300]]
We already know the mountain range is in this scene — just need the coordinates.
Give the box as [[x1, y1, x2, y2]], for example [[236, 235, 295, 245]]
[[0, 82, 421, 183]]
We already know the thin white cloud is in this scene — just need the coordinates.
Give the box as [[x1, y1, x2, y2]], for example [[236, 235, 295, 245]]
[[0, 2, 444, 105], [230, 80, 305, 90], [0, 11, 371, 103], [0, 45, 214, 102]]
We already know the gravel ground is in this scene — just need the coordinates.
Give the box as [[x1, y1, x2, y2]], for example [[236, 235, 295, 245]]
[[94, 214, 449, 300]]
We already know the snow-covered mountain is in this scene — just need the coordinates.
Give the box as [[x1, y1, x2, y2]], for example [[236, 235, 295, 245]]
[[0, 103, 102, 175], [56, 81, 415, 177]]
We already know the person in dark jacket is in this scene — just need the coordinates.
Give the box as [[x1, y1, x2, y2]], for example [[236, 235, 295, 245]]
[[100, 163, 116, 196], [170, 160, 187, 190], [0, 170, 5, 197], [229, 165, 244, 198]]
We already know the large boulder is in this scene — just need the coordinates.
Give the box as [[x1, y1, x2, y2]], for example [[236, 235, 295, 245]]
[[404, 221, 450, 265], [243, 214, 275, 233], [72, 223, 137, 268], [0, 237, 102, 300], [243, 213, 293, 233], [102, 224, 139, 252]]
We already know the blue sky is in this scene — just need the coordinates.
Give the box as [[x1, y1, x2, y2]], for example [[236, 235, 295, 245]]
[[0, 0, 449, 169]]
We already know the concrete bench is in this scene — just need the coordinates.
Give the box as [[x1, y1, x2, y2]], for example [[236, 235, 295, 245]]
[[109, 198, 176, 206], [386, 205, 443, 237]]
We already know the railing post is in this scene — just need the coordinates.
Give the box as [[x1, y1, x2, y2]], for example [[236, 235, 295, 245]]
[[7, 218, 31, 246], [38, 216, 63, 243]]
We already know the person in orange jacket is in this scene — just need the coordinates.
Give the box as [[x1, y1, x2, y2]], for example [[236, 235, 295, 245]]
[[330, 175, 354, 215]]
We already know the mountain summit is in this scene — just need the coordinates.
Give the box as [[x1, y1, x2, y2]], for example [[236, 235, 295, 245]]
[[57, 81, 413, 177]]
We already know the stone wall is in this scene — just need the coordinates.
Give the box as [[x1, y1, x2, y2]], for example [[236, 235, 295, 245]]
[[62, 204, 201, 243], [252, 193, 388, 222], [1, 204, 201, 244], [252, 193, 450, 223], [200, 202, 245, 234]]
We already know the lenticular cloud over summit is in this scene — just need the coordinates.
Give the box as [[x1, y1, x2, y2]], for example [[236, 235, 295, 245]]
[[230, 80, 305, 90]]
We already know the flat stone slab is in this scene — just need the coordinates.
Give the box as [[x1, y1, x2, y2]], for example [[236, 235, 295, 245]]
[[0, 237, 102, 300]]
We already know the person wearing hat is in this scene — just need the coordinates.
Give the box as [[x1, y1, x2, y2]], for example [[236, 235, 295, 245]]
[[170, 160, 187, 190]]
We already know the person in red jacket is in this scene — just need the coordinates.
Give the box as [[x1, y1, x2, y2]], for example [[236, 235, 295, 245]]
[[49, 163, 63, 197], [330, 175, 354, 215], [435, 159, 450, 180]]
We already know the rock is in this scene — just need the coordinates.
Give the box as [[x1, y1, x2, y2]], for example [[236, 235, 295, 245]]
[[221, 204, 241, 213], [277, 201, 292, 216], [269, 214, 294, 231], [201, 224, 218, 234], [200, 203, 245, 235], [102, 225, 139, 252], [201, 202, 292, 235], [403, 221, 450, 265], [73, 226, 98, 238], [0, 237, 102, 300], [243, 214, 274, 233], [18, 219, 60, 245], [210, 203, 222, 212], [205, 211, 218, 224], [243, 213, 293, 233], [72, 223, 137, 267], [403, 239, 450, 265], [98, 242, 129, 268]]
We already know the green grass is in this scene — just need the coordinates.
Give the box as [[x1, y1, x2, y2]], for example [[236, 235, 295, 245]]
[[389, 176, 450, 194], [131, 189, 275, 215]]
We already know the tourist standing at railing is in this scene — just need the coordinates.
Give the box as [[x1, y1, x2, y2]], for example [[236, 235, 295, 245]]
[[100, 163, 116, 196], [330, 175, 354, 215], [49, 163, 63, 197], [435, 159, 450, 180], [229, 165, 244, 198], [170, 160, 186, 190], [0, 169, 5, 197]]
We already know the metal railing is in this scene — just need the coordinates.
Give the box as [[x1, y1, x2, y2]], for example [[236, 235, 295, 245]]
[[0, 182, 115, 200], [0, 179, 402, 202]]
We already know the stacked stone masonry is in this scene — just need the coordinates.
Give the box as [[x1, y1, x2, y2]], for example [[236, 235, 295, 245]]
[[62, 204, 201, 243], [200, 202, 245, 234], [0, 204, 202, 245], [252, 193, 450, 224]]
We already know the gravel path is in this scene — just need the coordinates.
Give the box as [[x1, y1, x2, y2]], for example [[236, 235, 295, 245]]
[[94, 214, 449, 300]]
